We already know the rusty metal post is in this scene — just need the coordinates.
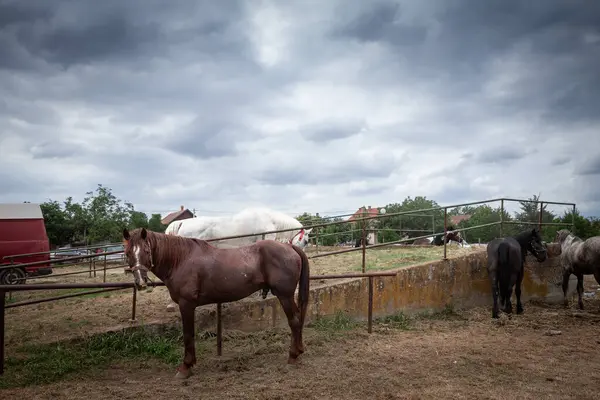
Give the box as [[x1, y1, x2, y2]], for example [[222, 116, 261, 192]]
[[88, 257, 92, 278], [443, 207, 448, 260], [572, 204, 576, 233], [538, 201, 544, 233], [103, 254, 107, 283], [500, 199, 504, 237], [368, 276, 373, 334], [130, 286, 137, 322], [361, 216, 367, 273], [216, 303, 222, 356], [0, 290, 5, 375]]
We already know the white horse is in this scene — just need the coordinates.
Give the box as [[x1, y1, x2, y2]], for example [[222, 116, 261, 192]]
[[163, 207, 313, 310]]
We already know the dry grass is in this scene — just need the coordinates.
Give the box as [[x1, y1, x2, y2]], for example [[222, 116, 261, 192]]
[[306, 243, 481, 275], [2, 296, 600, 400]]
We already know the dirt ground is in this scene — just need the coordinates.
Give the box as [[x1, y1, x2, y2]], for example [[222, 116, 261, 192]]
[[2, 297, 600, 400]]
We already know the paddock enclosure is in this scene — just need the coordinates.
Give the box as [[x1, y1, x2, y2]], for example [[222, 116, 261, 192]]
[[2, 197, 597, 399]]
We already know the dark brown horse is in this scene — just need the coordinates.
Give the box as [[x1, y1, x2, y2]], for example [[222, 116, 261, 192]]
[[555, 229, 600, 310], [122, 227, 310, 379]]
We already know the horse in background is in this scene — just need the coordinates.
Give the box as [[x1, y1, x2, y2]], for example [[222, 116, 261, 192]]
[[555, 229, 600, 310], [486, 228, 547, 319], [411, 226, 466, 246], [163, 207, 312, 310], [123, 227, 309, 379], [165, 207, 312, 248]]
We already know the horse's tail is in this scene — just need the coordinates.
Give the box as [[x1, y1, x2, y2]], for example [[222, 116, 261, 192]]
[[497, 241, 511, 300], [290, 244, 310, 327]]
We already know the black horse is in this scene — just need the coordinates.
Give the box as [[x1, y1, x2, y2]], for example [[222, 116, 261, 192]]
[[432, 225, 463, 246], [486, 228, 547, 318], [354, 237, 370, 247]]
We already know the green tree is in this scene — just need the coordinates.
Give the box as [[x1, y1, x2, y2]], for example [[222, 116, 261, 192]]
[[129, 211, 149, 229], [378, 196, 442, 240], [82, 184, 133, 243], [39, 200, 72, 246], [148, 213, 166, 233]]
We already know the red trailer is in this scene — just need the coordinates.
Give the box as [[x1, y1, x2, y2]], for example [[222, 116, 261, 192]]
[[0, 203, 53, 285]]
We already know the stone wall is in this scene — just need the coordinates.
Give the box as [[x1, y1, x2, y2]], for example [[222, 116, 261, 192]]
[[192, 243, 572, 332]]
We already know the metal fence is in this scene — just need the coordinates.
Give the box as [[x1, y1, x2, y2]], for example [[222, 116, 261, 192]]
[[0, 197, 576, 375]]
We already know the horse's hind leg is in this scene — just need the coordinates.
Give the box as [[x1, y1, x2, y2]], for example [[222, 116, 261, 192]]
[[515, 268, 524, 314], [489, 268, 500, 319], [275, 295, 303, 363], [576, 273, 585, 310]]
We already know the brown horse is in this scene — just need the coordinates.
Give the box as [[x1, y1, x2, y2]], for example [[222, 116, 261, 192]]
[[555, 229, 600, 310], [122, 227, 310, 379]]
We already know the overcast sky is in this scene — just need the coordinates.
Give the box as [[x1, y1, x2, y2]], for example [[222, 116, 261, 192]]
[[1, 0, 599, 219]]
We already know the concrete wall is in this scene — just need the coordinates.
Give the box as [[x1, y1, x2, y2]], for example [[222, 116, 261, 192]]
[[191, 243, 573, 332]]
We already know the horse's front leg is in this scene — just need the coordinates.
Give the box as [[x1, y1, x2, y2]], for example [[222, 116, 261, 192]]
[[561, 270, 571, 308], [176, 300, 197, 379]]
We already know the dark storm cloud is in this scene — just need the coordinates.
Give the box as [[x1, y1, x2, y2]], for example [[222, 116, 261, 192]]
[[473, 146, 529, 164], [576, 155, 600, 176], [331, 0, 600, 124], [29, 140, 81, 159], [301, 119, 365, 143], [165, 117, 242, 159], [551, 156, 571, 167], [0, 0, 249, 69], [257, 155, 397, 186]]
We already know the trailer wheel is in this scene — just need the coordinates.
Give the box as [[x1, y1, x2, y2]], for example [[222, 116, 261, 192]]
[[0, 267, 26, 285]]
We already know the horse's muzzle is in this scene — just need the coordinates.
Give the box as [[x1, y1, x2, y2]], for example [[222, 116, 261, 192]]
[[133, 269, 148, 291]]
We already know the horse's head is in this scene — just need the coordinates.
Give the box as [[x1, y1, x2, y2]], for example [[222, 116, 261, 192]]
[[292, 228, 312, 248], [555, 229, 571, 245], [526, 228, 547, 262], [123, 227, 154, 291]]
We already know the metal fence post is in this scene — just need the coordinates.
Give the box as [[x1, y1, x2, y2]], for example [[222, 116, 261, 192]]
[[315, 228, 319, 254], [361, 212, 367, 273], [538, 201, 544, 233], [103, 253, 107, 283], [443, 207, 448, 260], [500, 199, 504, 237], [130, 286, 137, 322], [367, 276, 374, 334], [216, 303, 223, 356]]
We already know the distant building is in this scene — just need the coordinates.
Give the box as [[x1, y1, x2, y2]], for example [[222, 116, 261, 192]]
[[348, 205, 381, 245], [450, 214, 471, 226], [161, 205, 194, 226]]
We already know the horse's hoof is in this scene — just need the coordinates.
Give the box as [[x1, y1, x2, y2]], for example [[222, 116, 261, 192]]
[[287, 356, 298, 365], [175, 369, 192, 379], [166, 304, 177, 312]]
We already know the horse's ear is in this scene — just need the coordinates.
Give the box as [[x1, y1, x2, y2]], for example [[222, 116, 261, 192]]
[[141, 228, 147, 240], [304, 228, 313, 235], [123, 228, 130, 240]]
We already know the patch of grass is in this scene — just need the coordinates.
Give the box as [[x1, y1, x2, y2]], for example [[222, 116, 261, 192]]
[[309, 310, 359, 333], [377, 311, 413, 330], [0, 326, 185, 389], [416, 303, 462, 320], [376, 304, 464, 331]]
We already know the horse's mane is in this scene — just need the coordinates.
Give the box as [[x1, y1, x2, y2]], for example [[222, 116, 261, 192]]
[[513, 228, 540, 246], [145, 230, 205, 270]]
